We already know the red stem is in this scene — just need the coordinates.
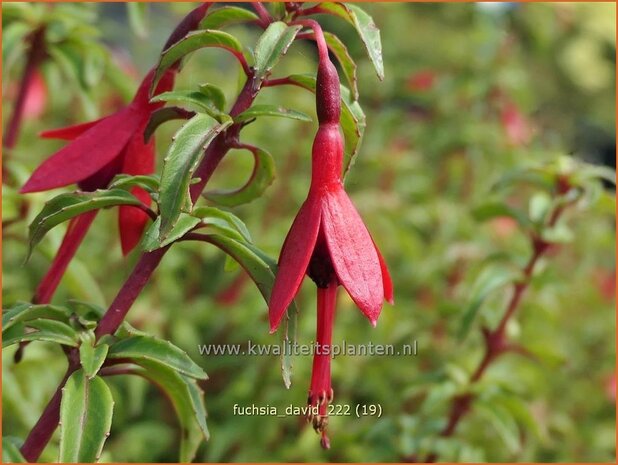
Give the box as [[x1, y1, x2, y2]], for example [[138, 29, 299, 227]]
[[20, 73, 263, 462], [252, 2, 272, 28], [423, 205, 567, 462], [3, 27, 46, 150]]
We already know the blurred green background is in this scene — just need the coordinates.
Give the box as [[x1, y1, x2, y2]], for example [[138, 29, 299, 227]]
[[2, 2, 615, 462]]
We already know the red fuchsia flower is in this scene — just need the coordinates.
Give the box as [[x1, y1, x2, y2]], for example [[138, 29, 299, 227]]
[[20, 3, 211, 304], [268, 22, 393, 449]]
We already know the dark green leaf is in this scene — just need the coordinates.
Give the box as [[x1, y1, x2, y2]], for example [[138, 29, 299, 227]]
[[3, 319, 79, 348], [28, 189, 142, 259], [199, 6, 259, 29], [158, 113, 232, 238], [204, 145, 275, 207], [153, 29, 246, 92], [2, 437, 26, 463], [253, 22, 302, 81], [144, 106, 194, 142], [108, 335, 207, 380], [2, 302, 71, 332], [324, 31, 358, 100], [316, 3, 384, 80], [59, 370, 114, 462], [235, 104, 311, 123]]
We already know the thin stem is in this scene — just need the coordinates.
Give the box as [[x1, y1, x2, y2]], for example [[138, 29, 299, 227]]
[[20, 64, 264, 465], [422, 203, 568, 462], [3, 27, 46, 150], [290, 19, 329, 63], [252, 2, 272, 28]]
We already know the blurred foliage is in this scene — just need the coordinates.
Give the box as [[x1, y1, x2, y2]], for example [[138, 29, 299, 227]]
[[2, 2, 615, 462]]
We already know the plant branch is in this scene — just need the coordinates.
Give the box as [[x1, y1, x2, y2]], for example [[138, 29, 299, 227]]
[[422, 202, 569, 463], [3, 27, 46, 151], [20, 72, 263, 463], [252, 2, 273, 28]]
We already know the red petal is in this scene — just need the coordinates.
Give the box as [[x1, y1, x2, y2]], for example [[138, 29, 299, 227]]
[[269, 197, 322, 332], [21, 108, 141, 193], [322, 188, 383, 325], [39, 117, 108, 141], [34, 211, 98, 304], [118, 131, 155, 255], [373, 238, 394, 304]]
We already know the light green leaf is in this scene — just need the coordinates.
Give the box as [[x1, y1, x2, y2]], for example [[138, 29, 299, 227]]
[[127, 2, 148, 38], [199, 6, 259, 29], [253, 22, 301, 81], [131, 361, 208, 461], [317, 3, 384, 80], [192, 206, 252, 242], [59, 370, 114, 462], [199, 83, 226, 111], [235, 104, 311, 123], [472, 202, 533, 230], [110, 174, 160, 194], [79, 331, 109, 378], [3, 319, 79, 348], [2, 437, 26, 463], [458, 266, 522, 340], [324, 31, 358, 100], [204, 145, 275, 207], [2, 302, 71, 332], [158, 113, 232, 237], [141, 214, 201, 252], [153, 29, 246, 92], [151, 90, 224, 120], [28, 189, 142, 259], [108, 335, 207, 380]]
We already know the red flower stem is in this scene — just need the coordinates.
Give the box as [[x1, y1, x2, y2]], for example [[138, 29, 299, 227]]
[[3, 27, 46, 150], [290, 19, 329, 63], [20, 73, 263, 463], [252, 2, 272, 28], [34, 211, 98, 304], [424, 204, 567, 463]]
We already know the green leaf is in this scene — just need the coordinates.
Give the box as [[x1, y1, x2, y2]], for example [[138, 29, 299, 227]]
[[253, 22, 302, 81], [143, 106, 194, 142], [130, 361, 208, 462], [153, 29, 246, 92], [3, 319, 79, 348], [199, 83, 226, 111], [141, 214, 201, 252], [108, 335, 207, 380], [199, 6, 259, 29], [192, 206, 252, 242], [110, 174, 160, 194], [2, 22, 31, 78], [151, 90, 224, 120], [59, 370, 114, 462], [158, 113, 232, 237], [316, 3, 384, 80], [235, 104, 311, 123], [491, 168, 555, 193], [2, 302, 71, 332], [127, 2, 148, 38], [476, 401, 521, 454], [204, 145, 275, 207], [324, 31, 358, 100], [82, 44, 106, 88], [79, 331, 109, 378], [28, 189, 142, 259], [458, 266, 522, 340], [472, 201, 533, 230], [2, 437, 26, 463], [286, 74, 366, 176]]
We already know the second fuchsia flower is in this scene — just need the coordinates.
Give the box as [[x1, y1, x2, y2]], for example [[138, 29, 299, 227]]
[[268, 25, 393, 449]]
